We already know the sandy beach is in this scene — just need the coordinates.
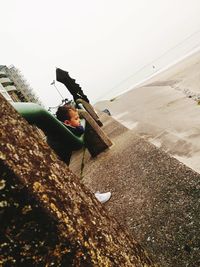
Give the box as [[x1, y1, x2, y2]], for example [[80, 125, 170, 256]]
[[96, 49, 200, 173]]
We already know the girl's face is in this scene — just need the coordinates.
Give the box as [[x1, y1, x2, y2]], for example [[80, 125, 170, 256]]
[[65, 110, 80, 127]]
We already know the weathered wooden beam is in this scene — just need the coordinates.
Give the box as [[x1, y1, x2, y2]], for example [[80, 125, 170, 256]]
[[79, 110, 113, 157], [0, 95, 156, 266], [76, 98, 103, 127]]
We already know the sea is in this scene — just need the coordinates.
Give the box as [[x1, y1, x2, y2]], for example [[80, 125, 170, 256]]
[[101, 30, 200, 101]]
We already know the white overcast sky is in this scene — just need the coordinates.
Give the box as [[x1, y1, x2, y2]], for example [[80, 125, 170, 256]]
[[1, 0, 200, 107]]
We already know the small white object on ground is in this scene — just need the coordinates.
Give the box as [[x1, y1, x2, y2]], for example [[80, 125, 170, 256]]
[[95, 192, 111, 203]]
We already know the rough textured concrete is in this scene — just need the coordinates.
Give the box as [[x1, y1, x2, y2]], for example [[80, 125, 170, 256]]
[[70, 113, 200, 267], [95, 50, 200, 173]]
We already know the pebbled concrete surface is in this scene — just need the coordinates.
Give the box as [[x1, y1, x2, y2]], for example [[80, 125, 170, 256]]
[[70, 113, 200, 267]]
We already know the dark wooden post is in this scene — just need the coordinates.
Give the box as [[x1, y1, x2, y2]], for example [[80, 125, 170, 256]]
[[79, 109, 113, 157], [0, 95, 156, 266]]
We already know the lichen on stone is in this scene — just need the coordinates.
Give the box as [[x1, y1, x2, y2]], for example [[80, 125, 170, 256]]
[[0, 179, 6, 190]]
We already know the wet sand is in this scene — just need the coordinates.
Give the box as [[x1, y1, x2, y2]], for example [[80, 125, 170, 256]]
[[95, 49, 200, 173]]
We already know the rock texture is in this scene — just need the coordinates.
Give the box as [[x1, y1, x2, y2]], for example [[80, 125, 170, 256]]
[[0, 95, 155, 266]]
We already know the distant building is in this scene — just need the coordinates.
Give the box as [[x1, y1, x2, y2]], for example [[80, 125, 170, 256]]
[[0, 82, 13, 103], [0, 65, 42, 105]]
